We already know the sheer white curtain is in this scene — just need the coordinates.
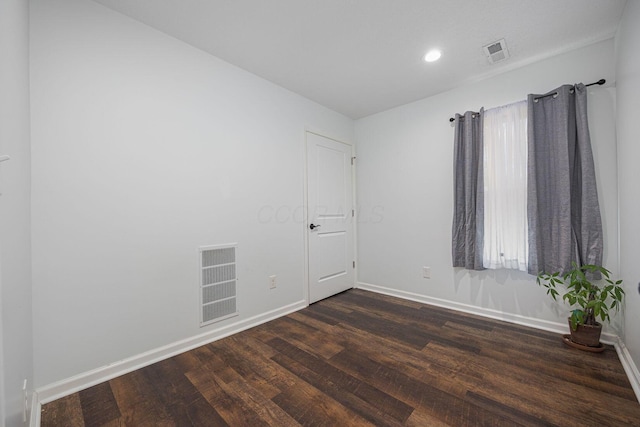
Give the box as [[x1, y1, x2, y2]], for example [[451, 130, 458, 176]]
[[482, 101, 528, 271]]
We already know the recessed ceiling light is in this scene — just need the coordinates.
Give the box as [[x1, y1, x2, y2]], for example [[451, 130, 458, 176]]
[[424, 49, 442, 63]]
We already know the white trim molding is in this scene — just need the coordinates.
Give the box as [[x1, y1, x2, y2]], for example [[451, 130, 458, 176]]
[[356, 281, 639, 403], [30, 390, 40, 427], [614, 336, 640, 402], [357, 281, 573, 336], [35, 300, 307, 407]]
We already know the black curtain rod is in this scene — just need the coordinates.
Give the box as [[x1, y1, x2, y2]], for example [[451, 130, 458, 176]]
[[532, 78, 605, 102], [448, 78, 606, 123]]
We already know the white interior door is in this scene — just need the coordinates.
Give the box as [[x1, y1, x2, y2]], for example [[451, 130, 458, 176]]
[[307, 132, 355, 303]]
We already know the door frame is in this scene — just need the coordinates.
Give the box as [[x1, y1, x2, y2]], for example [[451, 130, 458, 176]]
[[303, 128, 357, 305]]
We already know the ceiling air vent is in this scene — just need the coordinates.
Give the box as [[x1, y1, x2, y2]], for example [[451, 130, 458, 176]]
[[483, 38, 510, 64]]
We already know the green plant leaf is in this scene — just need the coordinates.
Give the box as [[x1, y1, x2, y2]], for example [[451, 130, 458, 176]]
[[539, 264, 623, 327], [571, 310, 585, 330], [615, 288, 623, 301], [570, 316, 578, 331]]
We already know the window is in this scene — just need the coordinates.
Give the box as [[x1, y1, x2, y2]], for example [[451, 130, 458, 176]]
[[482, 101, 528, 271]]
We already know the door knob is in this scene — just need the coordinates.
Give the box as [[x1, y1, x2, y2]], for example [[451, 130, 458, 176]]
[[309, 223, 321, 230]]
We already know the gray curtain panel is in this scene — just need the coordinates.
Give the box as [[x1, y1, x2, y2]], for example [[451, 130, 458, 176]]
[[527, 84, 603, 275], [452, 109, 485, 270]]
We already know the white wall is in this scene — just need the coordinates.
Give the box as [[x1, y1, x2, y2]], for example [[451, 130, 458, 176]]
[[355, 39, 619, 329], [0, 0, 33, 425], [29, 0, 637, 396], [616, 0, 640, 373], [30, 0, 353, 388]]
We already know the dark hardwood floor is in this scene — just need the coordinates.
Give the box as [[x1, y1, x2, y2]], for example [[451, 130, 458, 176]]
[[41, 289, 640, 426]]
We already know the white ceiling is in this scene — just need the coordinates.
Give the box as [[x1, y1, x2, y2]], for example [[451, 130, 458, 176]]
[[92, 0, 627, 119]]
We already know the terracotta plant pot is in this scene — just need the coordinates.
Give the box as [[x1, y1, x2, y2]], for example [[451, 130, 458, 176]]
[[568, 318, 602, 347]]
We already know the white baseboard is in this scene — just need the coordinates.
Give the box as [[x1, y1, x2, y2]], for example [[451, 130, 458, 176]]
[[356, 281, 639, 403], [613, 337, 640, 402], [356, 281, 571, 335], [35, 299, 307, 407], [29, 391, 40, 427]]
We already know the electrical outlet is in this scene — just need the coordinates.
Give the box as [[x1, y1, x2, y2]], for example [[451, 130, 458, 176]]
[[422, 267, 431, 279], [269, 275, 277, 289]]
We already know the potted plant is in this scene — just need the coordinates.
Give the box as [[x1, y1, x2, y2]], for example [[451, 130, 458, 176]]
[[537, 263, 624, 349]]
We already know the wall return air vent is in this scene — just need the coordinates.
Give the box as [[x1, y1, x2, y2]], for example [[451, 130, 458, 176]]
[[483, 38, 510, 64], [199, 244, 238, 327]]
